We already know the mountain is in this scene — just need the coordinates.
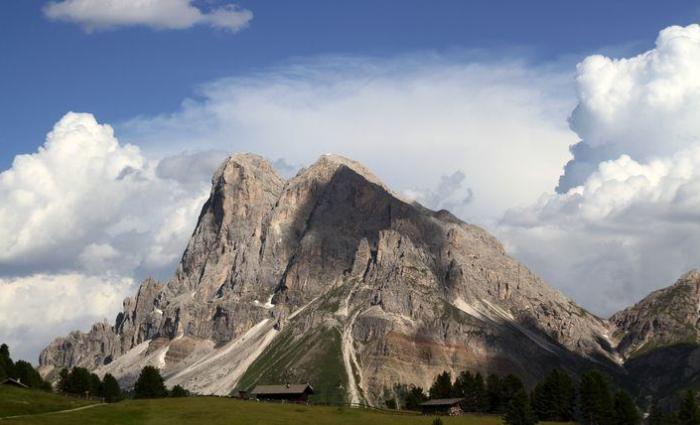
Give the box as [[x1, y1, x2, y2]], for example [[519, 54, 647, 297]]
[[611, 270, 700, 358], [39, 153, 621, 404], [610, 271, 700, 401]]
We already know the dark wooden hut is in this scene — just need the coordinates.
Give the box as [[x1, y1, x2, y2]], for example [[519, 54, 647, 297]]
[[250, 384, 314, 402]]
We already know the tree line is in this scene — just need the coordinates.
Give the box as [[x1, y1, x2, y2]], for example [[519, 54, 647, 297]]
[[57, 365, 189, 401], [1, 341, 188, 402], [0, 343, 52, 391], [390, 368, 645, 425]]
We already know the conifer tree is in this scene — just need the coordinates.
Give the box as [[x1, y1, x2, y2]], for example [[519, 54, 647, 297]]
[[101, 374, 122, 403], [404, 386, 428, 410], [487, 374, 504, 413], [612, 390, 641, 425], [454, 371, 487, 412], [504, 389, 538, 425], [429, 371, 453, 399], [134, 366, 168, 399], [170, 385, 189, 397], [0, 343, 14, 380], [57, 368, 70, 393], [64, 367, 93, 395], [532, 369, 575, 421], [578, 370, 614, 425], [678, 390, 700, 425], [14, 360, 52, 391]]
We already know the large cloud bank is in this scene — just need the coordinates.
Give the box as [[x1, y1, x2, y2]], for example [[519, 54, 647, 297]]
[[123, 55, 577, 222], [44, 0, 253, 32], [501, 24, 700, 315], [0, 112, 211, 360]]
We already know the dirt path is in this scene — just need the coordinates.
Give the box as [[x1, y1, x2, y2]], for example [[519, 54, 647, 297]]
[[0, 403, 104, 421]]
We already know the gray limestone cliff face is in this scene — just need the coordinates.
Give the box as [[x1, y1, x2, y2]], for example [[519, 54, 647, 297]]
[[609, 270, 700, 402], [611, 270, 700, 358], [39, 153, 621, 402]]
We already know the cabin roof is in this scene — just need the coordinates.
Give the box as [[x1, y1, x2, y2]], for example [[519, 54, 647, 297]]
[[1, 378, 29, 389], [419, 398, 464, 407], [250, 384, 314, 395]]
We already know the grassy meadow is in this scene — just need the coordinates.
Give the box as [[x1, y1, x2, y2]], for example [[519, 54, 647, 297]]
[[0, 386, 95, 418], [0, 387, 574, 425]]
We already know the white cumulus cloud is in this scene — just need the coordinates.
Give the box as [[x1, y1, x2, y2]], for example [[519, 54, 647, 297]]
[[43, 0, 253, 32], [0, 111, 210, 278], [501, 24, 700, 316], [558, 24, 700, 192], [0, 112, 213, 362]]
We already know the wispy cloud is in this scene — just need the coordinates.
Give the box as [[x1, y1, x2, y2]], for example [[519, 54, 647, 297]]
[[43, 0, 253, 32]]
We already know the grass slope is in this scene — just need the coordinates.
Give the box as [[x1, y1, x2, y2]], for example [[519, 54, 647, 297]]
[[1, 397, 521, 425], [0, 386, 96, 418], [236, 325, 348, 404]]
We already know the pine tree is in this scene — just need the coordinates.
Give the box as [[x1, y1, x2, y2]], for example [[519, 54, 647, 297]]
[[455, 371, 486, 412], [57, 368, 70, 393], [472, 372, 488, 412], [532, 369, 575, 421], [101, 374, 122, 403], [64, 367, 93, 396], [487, 374, 504, 413], [170, 385, 189, 397], [0, 343, 15, 380], [503, 389, 538, 425], [429, 371, 453, 399], [578, 370, 614, 425], [678, 390, 700, 425], [14, 360, 51, 390], [404, 386, 428, 410], [134, 366, 168, 399], [612, 390, 641, 425], [89, 373, 102, 397]]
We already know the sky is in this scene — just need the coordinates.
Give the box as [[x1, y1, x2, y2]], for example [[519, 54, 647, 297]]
[[2, 0, 700, 362]]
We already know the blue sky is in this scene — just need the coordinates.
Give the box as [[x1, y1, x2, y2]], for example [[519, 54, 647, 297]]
[[1, 0, 698, 170]]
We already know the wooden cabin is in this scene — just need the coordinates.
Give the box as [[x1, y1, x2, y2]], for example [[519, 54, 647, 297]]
[[1, 378, 29, 389], [419, 398, 464, 416], [250, 384, 314, 402]]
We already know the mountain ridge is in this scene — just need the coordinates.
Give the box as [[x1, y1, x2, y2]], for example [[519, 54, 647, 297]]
[[38, 153, 698, 404]]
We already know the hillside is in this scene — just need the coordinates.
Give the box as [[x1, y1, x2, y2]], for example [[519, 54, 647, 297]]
[[0, 396, 569, 425], [609, 270, 700, 401], [39, 153, 620, 404], [0, 386, 96, 418]]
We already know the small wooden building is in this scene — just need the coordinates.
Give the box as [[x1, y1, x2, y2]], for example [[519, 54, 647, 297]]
[[1, 378, 29, 389], [419, 398, 464, 416], [250, 384, 314, 402]]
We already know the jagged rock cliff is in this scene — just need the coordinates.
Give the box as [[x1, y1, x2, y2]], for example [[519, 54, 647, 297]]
[[610, 270, 700, 401], [611, 270, 700, 358], [39, 153, 621, 404]]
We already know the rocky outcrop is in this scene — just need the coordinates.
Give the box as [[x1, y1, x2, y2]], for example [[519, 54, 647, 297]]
[[39, 153, 621, 403], [607, 270, 700, 401], [611, 270, 700, 358]]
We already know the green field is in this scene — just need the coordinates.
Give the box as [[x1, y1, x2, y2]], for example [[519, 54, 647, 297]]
[[0, 388, 570, 425], [0, 386, 96, 418]]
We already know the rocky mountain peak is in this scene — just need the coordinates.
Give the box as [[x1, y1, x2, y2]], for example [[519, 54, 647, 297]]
[[39, 153, 621, 403], [611, 269, 700, 357]]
